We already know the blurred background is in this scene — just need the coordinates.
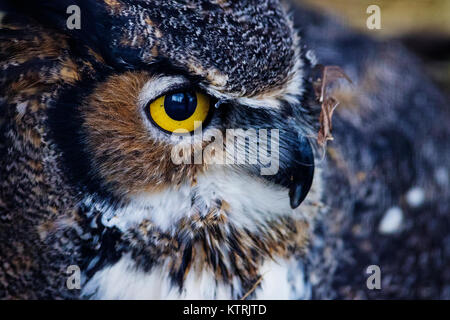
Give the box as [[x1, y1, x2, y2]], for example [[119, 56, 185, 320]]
[[299, 0, 450, 94], [292, 0, 450, 299]]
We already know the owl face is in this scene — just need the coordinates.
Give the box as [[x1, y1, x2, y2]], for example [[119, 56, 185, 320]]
[[1, 0, 321, 298], [45, 0, 318, 226]]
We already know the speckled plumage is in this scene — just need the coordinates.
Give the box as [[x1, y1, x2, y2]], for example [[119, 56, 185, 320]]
[[0, 0, 318, 299], [0, 0, 449, 300]]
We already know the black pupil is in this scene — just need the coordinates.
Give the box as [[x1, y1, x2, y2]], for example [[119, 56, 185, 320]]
[[164, 92, 197, 121]]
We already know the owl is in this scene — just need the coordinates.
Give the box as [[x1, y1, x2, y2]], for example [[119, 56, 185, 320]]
[[1, 0, 449, 300]]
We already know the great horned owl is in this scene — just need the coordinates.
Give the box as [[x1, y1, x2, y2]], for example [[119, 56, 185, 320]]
[[0, 0, 449, 300]]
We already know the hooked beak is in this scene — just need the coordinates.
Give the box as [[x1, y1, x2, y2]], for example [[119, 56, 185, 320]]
[[268, 133, 315, 209], [287, 135, 315, 208]]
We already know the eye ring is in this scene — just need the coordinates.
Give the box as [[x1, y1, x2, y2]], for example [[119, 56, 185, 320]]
[[145, 90, 213, 134]]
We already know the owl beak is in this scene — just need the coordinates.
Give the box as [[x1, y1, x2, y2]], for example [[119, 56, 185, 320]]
[[287, 135, 315, 209], [289, 165, 314, 209], [290, 183, 307, 209], [260, 132, 314, 209]]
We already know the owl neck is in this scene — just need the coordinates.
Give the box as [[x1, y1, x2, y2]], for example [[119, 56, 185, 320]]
[[78, 191, 313, 299]]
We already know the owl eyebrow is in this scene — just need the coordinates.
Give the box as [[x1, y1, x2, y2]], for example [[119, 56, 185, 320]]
[[141, 60, 298, 110], [200, 87, 292, 111], [138, 76, 192, 106], [142, 57, 204, 82]]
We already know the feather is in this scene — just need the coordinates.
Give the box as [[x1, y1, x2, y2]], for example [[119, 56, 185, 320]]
[[313, 65, 352, 146]]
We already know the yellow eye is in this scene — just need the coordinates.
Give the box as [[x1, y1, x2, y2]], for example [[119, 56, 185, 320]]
[[147, 91, 211, 133]]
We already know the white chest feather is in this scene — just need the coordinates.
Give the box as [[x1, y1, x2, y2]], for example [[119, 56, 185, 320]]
[[82, 254, 310, 300], [80, 168, 321, 300]]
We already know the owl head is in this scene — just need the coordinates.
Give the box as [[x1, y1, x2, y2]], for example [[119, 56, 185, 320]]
[[1, 0, 318, 216], [1, 0, 321, 297]]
